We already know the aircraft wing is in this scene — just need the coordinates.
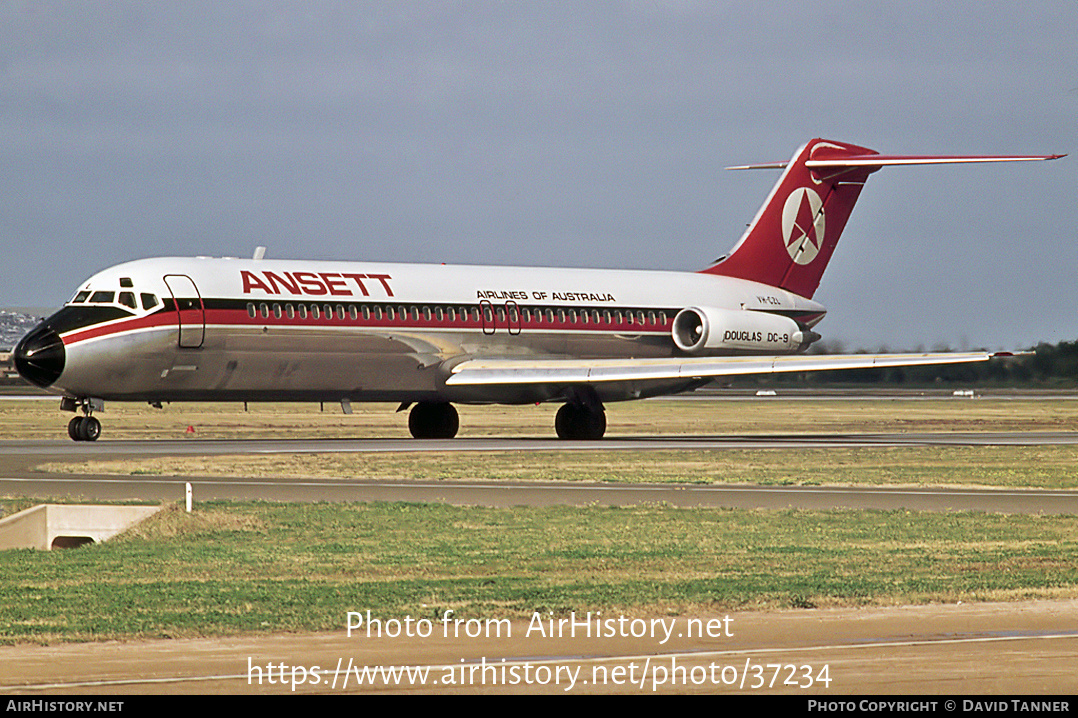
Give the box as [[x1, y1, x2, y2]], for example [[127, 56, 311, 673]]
[[445, 351, 1003, 386]]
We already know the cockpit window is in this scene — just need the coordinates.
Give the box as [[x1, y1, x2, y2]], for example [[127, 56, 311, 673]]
[[71, 291, 91, 303], [89, 291, 115, 303], [120, 277, 134, 288], [118, 292, 137, 309], [141, 293, 160, 310]]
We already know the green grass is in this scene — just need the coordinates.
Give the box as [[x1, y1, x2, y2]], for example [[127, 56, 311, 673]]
[[3, 500, 1077, 644]]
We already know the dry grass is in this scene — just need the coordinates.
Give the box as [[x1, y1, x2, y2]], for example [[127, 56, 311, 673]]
[[115, 502, 265, 540], [5, 394, 1078, 441], [36, 444, 1078, 490], [11, 394, 1078, 489]]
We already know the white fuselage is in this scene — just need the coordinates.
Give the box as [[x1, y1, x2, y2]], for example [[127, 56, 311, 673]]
[[37, 256, 826, 405]]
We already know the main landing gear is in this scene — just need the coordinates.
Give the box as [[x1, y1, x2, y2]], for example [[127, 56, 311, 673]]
[[408, 401, 460, 439], [406, 398, 607, 440]]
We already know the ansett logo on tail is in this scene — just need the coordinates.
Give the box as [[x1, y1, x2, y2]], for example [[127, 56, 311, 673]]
[[782, 187, 825, 265]]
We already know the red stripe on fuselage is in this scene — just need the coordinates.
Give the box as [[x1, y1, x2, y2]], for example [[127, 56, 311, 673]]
[[61, 312, 174, 346]]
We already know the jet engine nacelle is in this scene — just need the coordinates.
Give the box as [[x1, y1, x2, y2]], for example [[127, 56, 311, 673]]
[[671, 306, 815, 354]]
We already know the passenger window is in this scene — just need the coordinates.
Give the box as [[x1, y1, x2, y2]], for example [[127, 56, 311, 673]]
[[118, 292, 137, 309], [247, 303, 256, 319], [141, 293, 160, 310]]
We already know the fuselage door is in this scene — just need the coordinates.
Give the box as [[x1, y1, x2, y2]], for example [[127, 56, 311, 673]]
[[163, 274, 205, 349], [480, 300, 496, 335], [506, 301, 521, 336]]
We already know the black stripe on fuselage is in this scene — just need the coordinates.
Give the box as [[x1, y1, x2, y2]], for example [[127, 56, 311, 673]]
[[214, 297, 680, 332], [41, 305, 136, 334]]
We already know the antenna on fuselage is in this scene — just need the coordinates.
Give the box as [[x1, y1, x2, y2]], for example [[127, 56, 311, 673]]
[[252, 246, 267, 261]]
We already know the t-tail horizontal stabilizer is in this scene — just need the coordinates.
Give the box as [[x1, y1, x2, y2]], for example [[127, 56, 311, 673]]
[[708, 139, 1064, 300]]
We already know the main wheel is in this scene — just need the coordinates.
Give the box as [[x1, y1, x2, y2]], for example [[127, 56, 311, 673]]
[[408, 402, 459, 439], [555, 403, 606, 440]]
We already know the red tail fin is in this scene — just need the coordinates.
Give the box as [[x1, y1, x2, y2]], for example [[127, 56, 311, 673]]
[[704, 139, 1064, 299], [702, 139, 878, 299]]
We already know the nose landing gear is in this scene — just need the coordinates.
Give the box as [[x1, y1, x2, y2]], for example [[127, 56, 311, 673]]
[[67, 415, 102, 442], [62, 397, 104, 442]]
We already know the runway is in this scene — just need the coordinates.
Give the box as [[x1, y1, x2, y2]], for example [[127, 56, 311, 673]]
[[4, 430, 1078, 458], [3, 431, 1078, 513]]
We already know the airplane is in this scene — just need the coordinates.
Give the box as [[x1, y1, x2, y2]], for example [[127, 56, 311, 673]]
[[13, 138, 1064, 442]]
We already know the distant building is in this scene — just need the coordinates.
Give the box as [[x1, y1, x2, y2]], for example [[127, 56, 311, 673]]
[[0, 311, 41, 386]]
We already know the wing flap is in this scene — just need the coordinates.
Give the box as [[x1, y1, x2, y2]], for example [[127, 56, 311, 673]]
[[446, 352, 995, 386]]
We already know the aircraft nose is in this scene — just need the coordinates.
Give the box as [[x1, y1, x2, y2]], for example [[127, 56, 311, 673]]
[[13, 322, 65, 388]]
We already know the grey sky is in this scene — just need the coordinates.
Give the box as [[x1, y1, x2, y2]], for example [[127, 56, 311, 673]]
[[1, 1, 1074, 349]]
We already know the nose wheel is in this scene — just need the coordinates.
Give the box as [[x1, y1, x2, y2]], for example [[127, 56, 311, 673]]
[[68, 415, 102, 442]]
